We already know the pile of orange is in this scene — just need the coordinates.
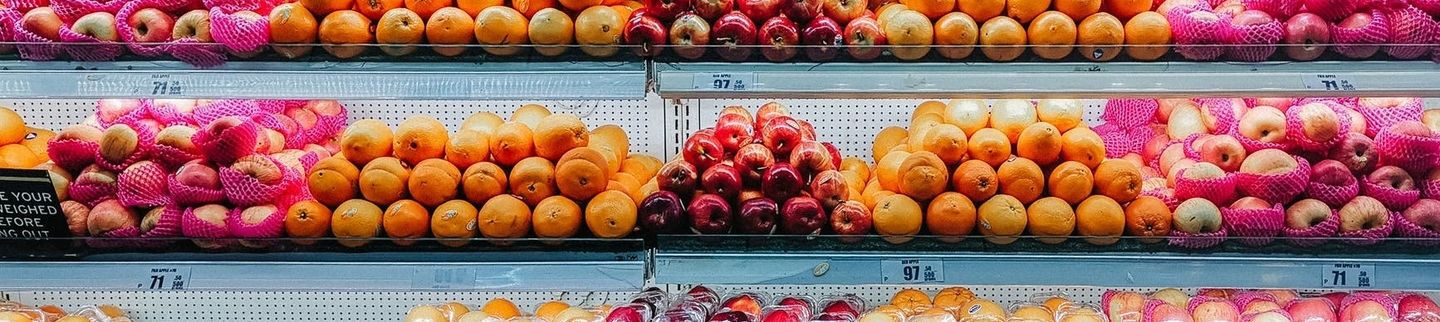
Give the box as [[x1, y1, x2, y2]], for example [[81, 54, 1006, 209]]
[[272, 0, 640, 59], [292, 104, 659, 246], [0, 107, 54, 169], [405, 298, 608, 322], [857, 99, 1159, 245], [878, 0, 1172, 61]]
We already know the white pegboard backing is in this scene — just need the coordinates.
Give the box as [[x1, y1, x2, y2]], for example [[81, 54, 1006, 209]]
[[0, 99, 95, 131], [6, 290, 638, 322], [687, 99, 1107, 162]]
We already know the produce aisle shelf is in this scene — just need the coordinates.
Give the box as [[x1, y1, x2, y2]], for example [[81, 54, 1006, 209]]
[[655, 61, 1440, 98], [0, 60, 648, 100], [652, 236, 1440, 290]]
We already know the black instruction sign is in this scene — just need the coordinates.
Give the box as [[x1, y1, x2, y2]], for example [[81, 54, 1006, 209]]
[[0, 169, 68, 239]]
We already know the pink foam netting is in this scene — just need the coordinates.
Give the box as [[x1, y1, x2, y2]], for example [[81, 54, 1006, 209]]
[[256, 100, 286, 113], [115, 0, 167, 57], [1240, 310, 1292, 322], [219, 156, 295, 207], [0, 0, 47, 12], [190, 116, 259, 166], [68, 175, 116, 207], [1235, 156, 1311, 204], [1242, 0, 1300, 18], [1373, 121, 1439, 175], [167, 173, 226, 206], [52, 0, 124, 22], [1394, 210, 1440, 245], [1282, 210, 1340, 247], [165, 38, 227, 68], [95, 99, 153, 130], [139, 204, 183, 238], [1384, 5, 1435, 59], [116, 161, 171, 208], [1232, 292, 1279, 312], [1180, 133, 1206, 160], [1142, 188, 1180, 210], [1231, 127, 1289, 153], [85, 226, 141, 248], [1175, 170, 1239, 206], [1221, 204, 1285, 246], [204, 0, 276, 14], [1418, 0, 1440, 15], [191, 99, 261, 125], [92, 123, 157, 173], [1359, 98, 1423, 137], [1097, 124, 1145, 158], [1223, 19, 1283, 62], [1101, 99, 1160, 128], [1169, 227, 1229, 248], [181, 205, 230, 238], [1338, 213, 1396, 245], [1332, 9, 1391, 59], [1197, 98, 1240, 134], [1307, 177, 1360, 208], [1424, 179, 1440, 198], [296, 110, 348, 148], [251, 113, 298, 137], [1285, 100, 1352, 152], [150, 144, 202, 170], [1169, 8, 1229, 61], [146, 102, 194, 127], [1340, 293, 1399, 318], [1187, 296, 1237, 315], [226, 205, 284, 238], [9, 10, 63, 61], [1361, 178, 1421, 211], [209, 8, 269, 55], [48, 137, 99, 172]]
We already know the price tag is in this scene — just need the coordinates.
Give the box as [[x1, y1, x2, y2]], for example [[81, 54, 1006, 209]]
[[881, 259, 944, 284], [1302, 74, 1357, 91], [693, 73, 756, 91], [1320, 263, 1375, 289], [143, 74, 187, 96], [137, 266, 191, 290], [414, 267, 476, 289]]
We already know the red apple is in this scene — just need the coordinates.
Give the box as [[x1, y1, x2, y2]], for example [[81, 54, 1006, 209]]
[[1286, 298, 1336, 322], [780, 196, 825, 234], [689, 194, 733, 234], [1254, 98, 1296, 112], [1294, 102, 1344, 146], [1192, 300, 1241, 322], [759, 15, 800, 62], [1340, 296, 1394, 322], [128, 8, 175, 43], [789, 141, 835, 179], [735, 143, 777, 185], [810, 170, 848, 211], [1311, 159, 1354, 186], [739, 0, 788, 23], [1368, 165, 1416, 191], [1143, 134, 1172, 165], [669, 13, 712, 60], [685, 130, 726, 171], [172, 9, 211, 42], [830, 200, 871, 235], [797, 119, 816, 141], [721, 106, 755, 125], [1336, 12, 1380, 59], [713, 11, 759, 61], [1198, 135, 1246, 172], [607, 304, 650, 322], [639, 191, 687, 233], [724, 294, 765, 317], [762, 116, 804, 158], [822, 0, 866, 24], [1340, 196, 1391, 233], [1232, 196, 1272, 210], [762, 162, 804, 201], [716, 114, 755, 155], [802, 16, 842, 61], [72, 12, 120, 41], [694, 0, 735, 20], [1403, 199, 1440, 233], [87, 199, 139, 236], [624, 13, 668, 57], [711, 311, 756, 322], [755, 102, 791, 130], [822, 142, 841, 169], [788, 0, 822, 22], [21, 7, 63, 41], [737, 197, 779, 234], [1149, 301, 1194, 322], [176, 160, 221, 189], [843, 16, 885, 60], [702, 162, 744, 199], [1331, 132, 1376, 173], [642, 0, 689, 21], [1398, 294, 1440, 322], [1283, 13, 1330, 61], [658, 160, 700, 193]]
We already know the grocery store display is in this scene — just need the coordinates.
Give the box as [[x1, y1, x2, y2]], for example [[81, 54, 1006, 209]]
[[0, 107, 54, 169], [0, 302, 132, 322]]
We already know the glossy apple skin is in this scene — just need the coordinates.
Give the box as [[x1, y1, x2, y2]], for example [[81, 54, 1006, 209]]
[[639, 191, 687, 234], [829, 200, 872, 235], [761, 115, 804, 158], [788, 0, 823, 22], [712, 11, 759, 61], [780, 196, 825, 234], [759, 15, 801, 62], [684, 130, 727, 171], [643, 0, 691, 21], [762, 162, 804, 202], [734, 143, 776, 186], [843, 16, 885, 60], [715, 114, 755, 154], [802, 16, 842, 61], [737, 197, 780, 234], [625, 13, 669, 57], [702, 162, 744, 199], [1283, 13, 1330, 61], [738, 0, 789, 23], [658, 160, 700, 194], [822, 0, 866, 24], [128, 8, 176, 43], [689, 194, 733, 233], [694, 0, 735, 20]]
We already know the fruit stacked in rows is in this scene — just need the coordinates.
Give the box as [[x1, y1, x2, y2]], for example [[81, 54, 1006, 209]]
[[1101, 287, 1439, 322], [43, 99, 344, 248], [0, 107, 55, 169], [602, 285, 869, 322], [404, 297, 602, 322], [641, 103, 856, 236], [859, 100, 1151, 245], [1166, 0, 1440, 62], [302, 104, 657, 247], [0, 303, 133, 322], [279, 0, 643, 59], [4, 0, 246, 64], [1120, 97, 1440, 247]]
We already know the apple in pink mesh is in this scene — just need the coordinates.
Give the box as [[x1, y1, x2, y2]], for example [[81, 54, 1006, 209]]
[[127, 8, 175, 43], [1340, 295, 1395, 322], [1339, 196, 1390, 233], [72, 12, 120, 41], [1403, 199, 1440, 234], [88, 199, 138, 236], [1191, 299, 1241, 322], [1330, 132, 1376, 173], [1239, 106, 1288, 145], [1292, 102, 1344, 145], [1286, 298, 1336, 322], [1285, 199, 1332, 230], [1283, 13, 1330, 61], [1398, 294, 1440, 322], [1198, 136, 1246, 172], [1231, 197, 1271, 210], [1367, 166, 1416, 192], [20, 7, 64, 41]]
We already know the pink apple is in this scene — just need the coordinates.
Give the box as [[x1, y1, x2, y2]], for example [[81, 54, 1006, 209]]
[[1335, 12, 1380, 59], [20, 7, 63, 41], [1283, 13, 1330, 61], [1199, 135, 1246, 172], [1294, 102, 1343, 145], [1239, 106, 1287, 144], [1398, 294, 1440, 322], [1239, 148, 1298, 175], [127, 8, 175, 43], [1232, 196, 1271, 210], [1253, 98, 1296, 112], [1192, 300, 1241, 322], [843, 16, 885, 60], [669, 13, 712, 60], [96, 99, 142, 124], [1107, 292, 1148, 322], [1340, 196, 1390, 233], [1339, 297, 1394, 322], [1286, 298, 1336, 322], [1368, 165, 1416, 191], [172, 9, 211, 42], [1403, 199, 1440, 233], [1144, 134, 1173, 165], [1330, 132, 1376, 173], [72, 12, 119, 41], [1151, 301, 1195, 322], [1310, 159, 1353, 186]]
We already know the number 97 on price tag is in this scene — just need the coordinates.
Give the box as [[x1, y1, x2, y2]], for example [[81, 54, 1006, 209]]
[[693, 73, 756, 91], [881, 259, 944, 284]]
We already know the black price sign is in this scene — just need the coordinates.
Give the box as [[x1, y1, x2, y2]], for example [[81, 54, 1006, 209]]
[[0, 169, 67, 239]]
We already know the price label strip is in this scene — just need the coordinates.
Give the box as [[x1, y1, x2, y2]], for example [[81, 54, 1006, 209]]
[[137, 266, 192, 290], [1301, 74, 1357, 91], [881, 259, 944, 284], [143, 74, 188, 96], [1320, 263, 1375, 289], [693, 73, 757, 91]]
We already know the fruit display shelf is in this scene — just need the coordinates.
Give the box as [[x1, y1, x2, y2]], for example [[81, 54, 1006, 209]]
[[652, 234, 1440, 289], [654, 61, 1440, 99], [0, 237, 647, 291], [0, 60, 647, 100]]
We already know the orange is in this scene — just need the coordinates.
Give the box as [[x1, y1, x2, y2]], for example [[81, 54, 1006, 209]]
[[1047, 161, 1094, 205], [20, 127, 52, 161], [1016, 122, 1063, 165], [873, 194, 923, 239], [482, 299, 523, 319], [967, 128, 1011, 167], [914, 100, 947, 119], [980, 16, 1026, 61], [891, 289, 932, 312], [841, 157, 871, 182], [535, 301, 572, 320], [1075, 195, 1124, 245], [393, 115, 448, 166], [876, 150, 911, 192], [284, 200, 332, 239], [935, 12, 980, 60], [1055, 0, 1100, 20], [405, 0, 453, 19], [575, 6, 624, 57], [510, 157, 556, 206], [512, 104, 553, 129], [474, 6, 530, 56], [958, 300, 1007, 321], [512, 0, 557, 17], [331, 199, 383, 247], [376, 8, 424, 56], [1027, 11, 1077, 60], [952, 159, 999, 201], [317, 10, 373, 59], [357, 0, 403, 20], [0, 144, 39, 168], [956, 0, 1003, 21], [446, 129, 490, 169], [1093, 159, 1142, 202], [462, 111, 505, 135], [589, 125, 630, 176], [1027, 197, 1076, 244], [478, 194, 532, 238], [1102, 0, 1151, 20], [307, 156, 360, 207], [1124, 195, 1172, 243], [533, 195, 583, 238], [426, 7, 476, 57], [978, 194, 1027, 244], [926, 192, 977, 238], [884, 10, 935, 60], [269, 3, 319, 58], [383, 199, 430, 244], [340, 119, 393, 165], [898, 151, 948, 201], [933, 287, 976, 311], [299, 0, 351, 16], [1124, 11, 1171, 61], [359, 157, 411, 205], [530, 8, 576, 56], [490, 122, 535, 166], [432, 200, 479, 246], [559, 0, 602, 11], [556, 148, 610, 200], [458, 0, 504, 16], [921, 123, 968, 165], [996, 157, 1044, 204], [462, 162, 508, 203], [1061, 127, 1106, 169], [1077, 13, 1124, 61], [902, 0, 954, 19], [873, 126, 909, 162], [534, 114, 590, 160], [409, 159, 461, 207], [585, 190, 638, 238], [1006, 0, 1050, 23]]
